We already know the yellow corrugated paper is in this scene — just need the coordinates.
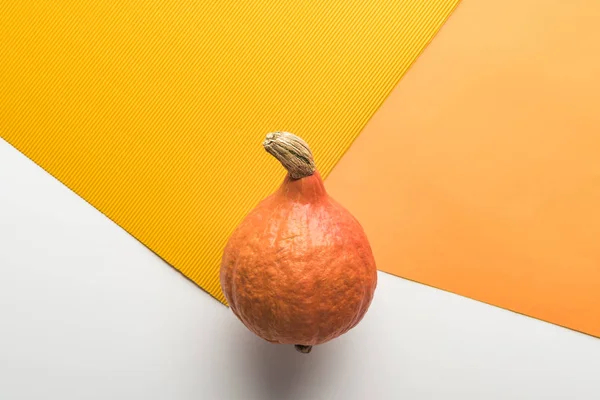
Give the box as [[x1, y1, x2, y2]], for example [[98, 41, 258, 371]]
[[1, 1, 459, 303]]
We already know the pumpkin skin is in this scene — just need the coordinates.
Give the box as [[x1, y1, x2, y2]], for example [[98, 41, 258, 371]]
[[220, 132, 377, 352]]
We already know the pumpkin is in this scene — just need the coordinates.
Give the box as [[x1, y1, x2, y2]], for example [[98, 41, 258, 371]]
[[220, 132, 377, 353]]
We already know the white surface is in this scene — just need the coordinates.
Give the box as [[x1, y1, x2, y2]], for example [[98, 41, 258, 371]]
[[0, 138, 599, 400]]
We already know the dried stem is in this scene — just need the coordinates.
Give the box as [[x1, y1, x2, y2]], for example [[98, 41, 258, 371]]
[[263, 132, 316, 180], [294, 344, 313, 354]]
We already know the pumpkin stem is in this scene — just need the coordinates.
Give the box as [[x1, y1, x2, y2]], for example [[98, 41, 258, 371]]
[[263, 132, 316, 180], [294, 344, 313, 354]]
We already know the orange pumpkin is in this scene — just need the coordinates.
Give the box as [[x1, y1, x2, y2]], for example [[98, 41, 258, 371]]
[[220, 132, 377, 353]]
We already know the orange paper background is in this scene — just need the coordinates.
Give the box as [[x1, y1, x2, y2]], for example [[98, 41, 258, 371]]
[[326, 0, 600, 337]]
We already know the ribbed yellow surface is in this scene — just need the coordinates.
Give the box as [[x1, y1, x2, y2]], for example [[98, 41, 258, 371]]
[[1, 1, 459, 304]]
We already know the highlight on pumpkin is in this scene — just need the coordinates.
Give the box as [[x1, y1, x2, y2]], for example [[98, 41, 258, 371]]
[[219, 132, 378, 354]]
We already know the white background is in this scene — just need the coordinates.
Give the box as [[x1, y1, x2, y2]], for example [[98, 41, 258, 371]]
[[1, 138, 599, 400]]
